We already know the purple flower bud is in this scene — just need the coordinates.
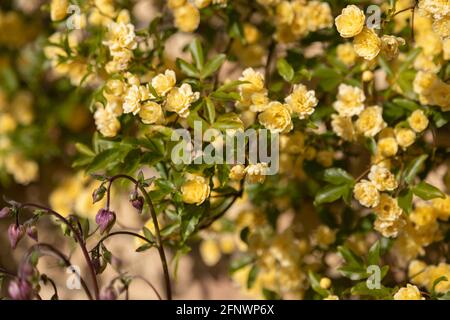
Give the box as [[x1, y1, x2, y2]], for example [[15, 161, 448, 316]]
[[26, 225, 38, 242], [100, 286, 117, 300], [8, 279, 32, 300], [130, 196, 144, 213], [8, 224, 25, 249], [95, 208, 116, 234], [0, 207, 11, 219]]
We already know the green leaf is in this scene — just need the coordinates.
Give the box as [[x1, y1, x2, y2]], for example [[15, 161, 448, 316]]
[[135, 243, 153, 252], [176, 58, 200, 78], [247, 265, 259, 289], [392, 98, 420, 112], [201, 54, 226, 79], [412, 181, 445, 200], [142, 227, 155, 243], [431, 276, 448, 296], [262, 288, 281, 300], [398, 188, 413, 213], [313, 67, 342, 91], [367, 241, 381, 266], [276, 58, 294, 82], [75, 143, 95, 157], [338, 246, 365, 267], [323, 168, 354, 186], [189, 38, 204, 70], [403, 154, 428, 185], [314, 184, 349, 205], [204, 97, 216, 124], [212, 113, 244, 131], [351, 282, 393, 298], [308, 271, 329, 298], [229, 256, 253, 273]]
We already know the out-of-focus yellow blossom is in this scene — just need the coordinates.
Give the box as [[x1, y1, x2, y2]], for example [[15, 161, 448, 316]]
[[395, 127, 416, 149], [431, 196, 450, 220], [381, 35, 405, 60], [368, 165, 398, 191], [323, 295, 339, 300], [320, 277, 331, 290], [200, 239, 221, 266], [168, 0, 186, 9], [285, 84, 318, 119], [355, 106, 386, 137], [354, 179, 380, 208], [249, 92, 270, 113], [336, 43, 357, 67], [10, 91, 34, 125], [374, 216, 405, 238], [151, 70, 177, 97], [4, 153, 38, 185], [245, 163, 268, 184], [333, 84, 366, 117], [181, 174, 211, 205], [408, 109, 429, 133], [312, 225, 336, 248], [238, 68, 266, 108], [413, 71, 450, 111], [229, 164, 246, 181], [0, 114, 17, 134], [243, 23, 261, 45], [258, 102, 293, 133], [335, 5, 366, 38], [50, 0, 68, 21], [139, 101, 164, 125], [353, 27, 381, 60], [165, 83, 200, 118], [362, 70, 374, 82], [316, 150, 334, 168], [443, 39, 450, 60], [394, 284, 424, 300], [94, 104, 121, 137], [195, 0, 212, 9], [410, 206, 437, 227], [331, 114, 355, 141], [173, 3, 200, 33], [377, 137, 398, 158]]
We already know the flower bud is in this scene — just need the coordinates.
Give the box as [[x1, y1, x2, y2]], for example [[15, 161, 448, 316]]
[[92, 186, 106, 204], [95, 208, 116, 234], [100, 286, 117, 300], [131, 196, 144, 213], [8, 224, 25, 249], [26, 225, 38, 242], [8, 279, 32, 300], [0, 207, 11, 218]]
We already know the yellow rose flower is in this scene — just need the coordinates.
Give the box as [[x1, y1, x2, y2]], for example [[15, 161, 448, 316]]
[[335, 5, 366, 38], [285, 84, 318, 119], [195, 0, 212, 9], [94, 104, 120, 137], [374, 216, 405, 238], [168, 0, 186, 10], [410, 206, 437, 227], [165, 83, 200, 118], [355, 106, 386, 137], [139, 101, 164, 124], [368, 165, 398, 191], [245, 163, 268, 184], [374, 194, 403, 221], [380, 35, 405, 60], [408, 260, 429, 287], [258, 101, 293, 133], [313, 225, 336, 248], [377, 137, 398, 158], [0, 113, 17, 134], [408, 109, 429, 133], [229, 164, 246, 181], [174, 3, 200, 32], [353, 27, 381, 60], [5, 153, 39, 185], [50, 0, 68, 21], [151, 69, 176, 97], [243, 23, 261, 44], [181, 175, 211, 205], [354, 179, 380, 208], [275, 1, 294, 25], [394, 284, 424, 300], [337, 43, 357, 67], [331, 114, 355, 141], [395, 127, 416, 149], [333, 84, 366, 117]]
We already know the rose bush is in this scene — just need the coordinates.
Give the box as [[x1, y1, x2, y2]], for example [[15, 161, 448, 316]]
[[1, 0, 450, 300]]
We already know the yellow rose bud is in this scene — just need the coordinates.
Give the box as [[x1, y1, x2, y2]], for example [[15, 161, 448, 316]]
[[181, 175, 211, 205], [320, 277, 332, 290], [50, 0, 68, 21], [335, 5, 365, 38], [362, 70, 374, 82]]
